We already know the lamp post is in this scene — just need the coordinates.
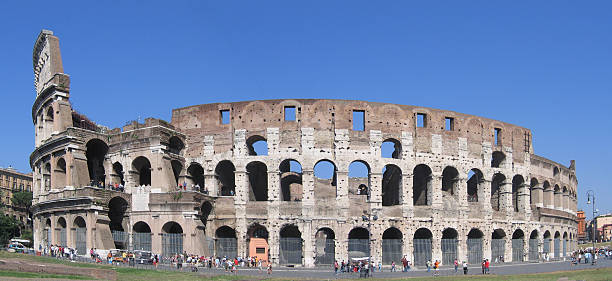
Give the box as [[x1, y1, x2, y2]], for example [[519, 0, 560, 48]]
[[586, 190, 597, 265], [361, 185, 377, 277]]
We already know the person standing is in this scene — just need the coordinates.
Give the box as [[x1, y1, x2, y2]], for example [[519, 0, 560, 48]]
[[434, 260, 440, 276], [391, 261, 396, 272], [401, 256, 408, 272], [462, 261, 468, 275], [334, 260, 339, 275], [267, 263, 272, 275], [485, 259, 490, 274], [426, 260, 431, 272], [454, 259, 458, 273], [481, 259, 486, 274]]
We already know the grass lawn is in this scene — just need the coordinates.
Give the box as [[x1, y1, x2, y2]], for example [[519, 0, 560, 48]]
[[0, 269, 92, 279]]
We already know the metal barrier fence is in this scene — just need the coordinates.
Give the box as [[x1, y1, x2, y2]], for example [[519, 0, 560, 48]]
[[215, 238, 237, 259], [554, 238, 560, 259], [133, 233, 152, 251], [543, 238, 551, 254], [491, 239, 505, 263], [382, 239, 402, 264], [279, 237, 302, 264], [413, 238, 431, 267], [46, 228, 51, 248], [75, 227, 87, 255], [314, 239, 335, 265], [467, 238, 482, 265], [162, 233, 183, 257], [441, 239, 457, 265], [348, 239, 370, 260], [563, 240, 567, 257], [512, 239, 524, 262], [529, 239, 538, 261], [59, 228, 67, 247], [112, 230, 129, 249]]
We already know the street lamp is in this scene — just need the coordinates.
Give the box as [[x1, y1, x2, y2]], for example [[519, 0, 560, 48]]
[[586, 190, 597, 265]]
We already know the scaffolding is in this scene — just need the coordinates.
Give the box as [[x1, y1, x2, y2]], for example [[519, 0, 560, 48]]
[[314, 239, 335, 265]]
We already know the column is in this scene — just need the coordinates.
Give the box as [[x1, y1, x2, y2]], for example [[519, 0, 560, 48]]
[[303, 221, 314, 267], [430, 174, 442, 209], [501, 180, 513, 214], [519, 183, 531, 214], [336, 171, 349, 216], [402, 173, 413, 218], [301, 169, 314, 218]]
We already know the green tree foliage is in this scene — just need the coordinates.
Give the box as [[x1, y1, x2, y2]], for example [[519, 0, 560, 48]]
[[0, 214, 20, 246], [11, 192, 32, 209]]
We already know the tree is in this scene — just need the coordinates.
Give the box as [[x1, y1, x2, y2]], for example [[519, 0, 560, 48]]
[[11, 191, 33, 210], [0, 214, 20, 246]]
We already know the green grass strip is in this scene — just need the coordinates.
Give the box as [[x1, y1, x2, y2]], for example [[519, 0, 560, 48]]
[[0, 269, 91, 279]]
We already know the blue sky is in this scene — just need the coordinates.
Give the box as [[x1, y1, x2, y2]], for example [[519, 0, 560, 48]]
[[1, 1, 610, 217]]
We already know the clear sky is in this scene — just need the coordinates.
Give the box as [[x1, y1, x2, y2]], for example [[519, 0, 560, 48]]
[[1, 1, 610, 217]]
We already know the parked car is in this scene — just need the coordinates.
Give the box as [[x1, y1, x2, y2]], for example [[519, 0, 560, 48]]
[[7, 242, 26, 253], [134, 250, 153, 264]]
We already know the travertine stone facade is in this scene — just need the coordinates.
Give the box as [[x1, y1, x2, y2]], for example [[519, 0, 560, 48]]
[[31, 30, 577, 266]]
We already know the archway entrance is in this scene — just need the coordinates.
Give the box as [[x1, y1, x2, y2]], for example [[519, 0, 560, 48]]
[[382, 227, 402, 264], [108, 197, 129, 249], [512, 229, 524, 262], [314, 228, 335, 265], [161, 222, 183, 256], [216, 226, 237, 259], [132, 222, 152, 251], [441, 228, 458, 265], [413, 228, 432, 267], [491, 229, 506, 263], [74, 216, 87, 255], [467, 228, 483, 264], [529, 230, 539, 261], [247, 224, 269, 263], [279, 225, 302, 265]]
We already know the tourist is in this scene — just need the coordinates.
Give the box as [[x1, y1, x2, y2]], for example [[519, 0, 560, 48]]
[[391, 260, 396, 272], [462, 261, 468, 275], [481, 259, 486, 274], [267, 263, 272, 274], [334, 260, 339, 275], [401, 256, 408, 272], [454, 258, 459, 273], [433, 260, 440, 276], [426, 260, 431, 272], [485, 259, 490, 274]]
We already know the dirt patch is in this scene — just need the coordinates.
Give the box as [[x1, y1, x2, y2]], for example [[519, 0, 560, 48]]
[[0, 258, 116, 280]]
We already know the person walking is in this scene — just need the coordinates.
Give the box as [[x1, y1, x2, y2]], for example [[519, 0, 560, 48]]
[[391, 261, 396, 272], [426, 260, 431, 272], [334, 260, 339, 275], [433, 260, 440, 276], [454, 259, 458, 273], [401, 256, 408, 272], [481, 259, 486, 274], [462, 261, 468, 275], [485, 259, 490, 274], [267, 263, 272, 275]]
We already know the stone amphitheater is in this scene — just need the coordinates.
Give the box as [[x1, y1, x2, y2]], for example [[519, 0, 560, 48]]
[[31, 30, 577, 267]]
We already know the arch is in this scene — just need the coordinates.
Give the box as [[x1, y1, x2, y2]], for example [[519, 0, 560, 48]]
[[563, 231, 568, 257], [491, 229, 506, 263], [442, 166, 459, 196], [170, 160, 183, 186], [187, 163, 205, 192], [529, 178, 539, 206], [112, 162, 125, 186], [132, 221, 152, 251], [86, 139, 108, 186], [467, 228, 483, 264], [381, 138, 402, 159], [441, 228, 458, 265], [467, 169, 483, 202], [246, 135, 268, 156], [554, 231, 561, 259], [246, 161, 268, 201], [543, 181, 552, 207], [413, 228, 433, 266], [246, 223, 269, 262], [133, 221, 151, 233], [131, 156, 151, 186], [528, 229, 539, 261], [279, 159, 302, 201], [382, 227, 403, 264], [314, 160, 337, 199], [491, 173, 506, 211], [56, 217, 67, 247], [554, 184, 561, 209], [349, 161, 370, 196], [73, 216, 87, 255], [216, 226, 237, 259], [553, 166, 560, 177], [168, 136, 184, 154], [413, 164, 432, 206], [491, 151, 505, 168], [200, 201, 213, 227], [161, 221, 183, 256], [108, 196, 128, 232], [512, 175, 524, 212], [543, 230, 552, 255], [215, 160, 235, 196], [279, 224, 302, 265], [54, 158, 66, 188], [46, 106, 54, 121], [512, 229, 525, 262], [382, 164, 402, 206], [314, 228, 335, 265], [348, 227, 370, 260]]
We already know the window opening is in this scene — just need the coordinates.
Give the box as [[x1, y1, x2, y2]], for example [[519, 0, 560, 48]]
[[284, 106, 296, 121], [417, 113, 427, 128], [445, 117, 454, 131], [220, 110, 230, 124], [352, 110, 365, 131]]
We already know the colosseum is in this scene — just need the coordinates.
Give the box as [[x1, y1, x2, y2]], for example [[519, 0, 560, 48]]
[[31, 30, 577, 267]]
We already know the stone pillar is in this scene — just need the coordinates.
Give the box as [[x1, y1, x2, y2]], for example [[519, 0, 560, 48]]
[[402, 173, 413, 218], [554, 190, 562, 211], [234, 169, 248, 204], [336, 171, 349, 216], [403, 227, 413, 264], [531, 184, 544, 208], [483, 229, 492, 262], [481, 180, 492, 214], [457, 176, 468, 209], [562, 193, 569, 213], [432, 231, 442, 263], [501, 180, 513, 214], [303, 221, 314, 267], [457, 227, 466, 263], [519, 183, 531, 214], [431, 174, 442, 209], [371, 225, 382, 267], [544, 188, 554, 209], [236, 220, 247, 258], [504, 235, 512, 263], [301, 169, 314, 217], [204, 173, 216, 196], [269, 225, 280, 265]]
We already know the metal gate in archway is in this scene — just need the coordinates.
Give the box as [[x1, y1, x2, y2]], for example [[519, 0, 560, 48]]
[[512, 239, 524, 262], [216, 238, 237, 259], [413, 239, 432, 267], [491, 239, 505, 262], [132, 233, 152, 251], [315, 239, 335, 265], [529, 239, 538, 261], [279, 237, 302, 264], [563, 240, 567, 257], [59, 228, 67, 247], [348, 239, 370, 260], [112, 230, 129, 249], [554, 238, 560, 259], [382, 239, 402, 264], [162, 233, 183, 257], [543, 239, 551, 255], [441, 239, 458, 265], [75, 227, 87, 255], [467, 238, 482, 265]]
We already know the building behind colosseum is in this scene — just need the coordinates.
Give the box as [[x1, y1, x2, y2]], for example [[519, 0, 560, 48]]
[[31, 30, 577, 266]]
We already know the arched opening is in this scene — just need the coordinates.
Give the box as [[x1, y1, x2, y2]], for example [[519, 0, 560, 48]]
[[161, 222, 183, 256], [554, 185, 561, 209], [349, 161, 370, 196], [348, 227, 370, 261], [491, 151, 505, 168], [171, 160, 183, 186], [133, 222, 152, 251], [112, 162, 125, 186], [314, 228, 335, 265], [553, 166, 560, 177], [43, 162, 51, 190], [168, 136, 184, 155], [467, 228, 483, 264], [55, 158, 66, 188], [279, 224, 302, 265], [215, 160, 235, 196], [247, 224, 269, 263], [529, 178, 539, 207], [46, 107, 54, 121], [200, 201, 213, 227], [108, 197, 129, 249], [279, 159, 302, 201], [314, 160, 337, 199], [44, 218, 52, 248], [491, 173, 506, 211], [512, 229, 525, 262], [543, 181, 552, 207], [73, 216, 87, 255], [467, 169, 483, 203], [543, 231, 551, 256], [187, 163, 205, 192], [441, 166, 459, 209], [491, 229, 506, 263], [413, 228, 432, 266], [86, 139, 108, 186], [529, 230, 539, 261], [382, 227, 402, 264], [554, 231, 561, 259], [246, 135, 268, 156], [56, 217, 67, 247], [381, 138, 401, 159], [216, 226, 237, 259], [413, 164, 432, 206], [563, 232, 568, 257], [131, 157, 151, 186], [246, 161, 268, 201], [382, 164, 402, 206], [441, 228, 458, 265], [512, 175, 524, 212]]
